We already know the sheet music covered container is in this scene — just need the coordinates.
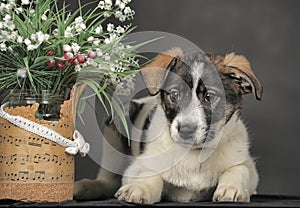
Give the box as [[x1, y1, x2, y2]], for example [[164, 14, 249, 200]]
[[0, 95, 75, 202]]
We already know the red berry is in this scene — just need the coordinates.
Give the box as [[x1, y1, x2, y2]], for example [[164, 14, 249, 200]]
[[70, 58, 79, 66], [46, 58, 55, 67], [77, 54, 87, 63], [88, 50, 97, 59], [57, 59, 66, 70], [64, 52, 74, 60]]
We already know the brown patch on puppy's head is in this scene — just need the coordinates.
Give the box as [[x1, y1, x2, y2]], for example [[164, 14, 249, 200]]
[[208, 53, 263, 100], [140, 48, 183, 95]]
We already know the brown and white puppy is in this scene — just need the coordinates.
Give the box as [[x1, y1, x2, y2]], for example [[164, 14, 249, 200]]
[[74, 48, 262, 204], [114, 48, 262, 204]]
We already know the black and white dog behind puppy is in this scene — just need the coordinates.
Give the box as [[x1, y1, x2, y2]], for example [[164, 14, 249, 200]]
[[74, 48, 262, 204]]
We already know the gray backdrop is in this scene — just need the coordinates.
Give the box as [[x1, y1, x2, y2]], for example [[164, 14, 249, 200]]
[[56, 0, 300, 196]]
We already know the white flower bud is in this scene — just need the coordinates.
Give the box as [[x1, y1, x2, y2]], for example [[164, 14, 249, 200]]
[[21, 0, 30, 5], [107, 23, 114, 32], [24, 38, 31, 46]]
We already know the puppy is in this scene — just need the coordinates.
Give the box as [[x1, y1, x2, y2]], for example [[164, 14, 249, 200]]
[[74, 48, 262, 204]]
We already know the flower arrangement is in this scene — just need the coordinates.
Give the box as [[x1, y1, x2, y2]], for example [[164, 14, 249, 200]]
[[0, 0, 139, 105]]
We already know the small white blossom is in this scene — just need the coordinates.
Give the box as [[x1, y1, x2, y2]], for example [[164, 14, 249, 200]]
[[107, 23, 114, 32], [71, 43, 80, 54], [17, 68, 27, 78], [5, 3, 13, 11], [98, 1, 105, 9], [52, 28, 58, 35], [4, 14, 12, 22], [103, 11, 111, 18], [15, 7, 23, 14], [31, 33, 37, 41], [0, 22, 3, 29], [87, 36, 94, 42], [24, 38, 31, 46], [64, 26, 73, 38], [0, 43, 6, 51], [16, 36, 23, 44], [95, 25, 103, 34], [75, 16, 83, 24], [41, 14, 47, 21], [96, 48, 103, 57], [29, 9, 35, 14], [21, 0, 30, 5], [116, 26, 125, 34], [27, 44, 36, 51], [124, 7, 132, 15], [74, 64, 82, 72], [93, 39, 101, 46], [119, 2, 126, 9], [123, 0, 132, 4]]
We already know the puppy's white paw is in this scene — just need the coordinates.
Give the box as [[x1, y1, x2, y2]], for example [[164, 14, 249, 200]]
[[115, 183, 158, 204], [213, 185, 250, 202]]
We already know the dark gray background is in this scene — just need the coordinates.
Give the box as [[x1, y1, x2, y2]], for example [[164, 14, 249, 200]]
[[75, 0, 300, 196]]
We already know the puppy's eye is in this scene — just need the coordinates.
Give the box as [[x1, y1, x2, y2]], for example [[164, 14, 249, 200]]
[[169, 89, 180, 102], [204, 91, 218, 103]]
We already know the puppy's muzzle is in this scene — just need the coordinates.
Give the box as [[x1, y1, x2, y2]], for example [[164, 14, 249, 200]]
[[177, 122, 198, 140]]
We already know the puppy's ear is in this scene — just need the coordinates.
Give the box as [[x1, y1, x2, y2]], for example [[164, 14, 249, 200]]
[[141, 48, 183, 95], [208, 53, 263, 100]]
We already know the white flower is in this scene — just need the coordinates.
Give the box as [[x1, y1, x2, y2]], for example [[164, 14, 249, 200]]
[[0, 43, 6, 51], [75, 16, 83, 24], [104, 38, 111, 44], [98, 1, 105, 9], [9, 31, 18, 40], [114, 11, 122, 19], [27, 44, 36, 51], [16, 36, 23, 44], [24, 38, 31, 46], [6, 21, 15, 31], [5, 3, 13, 11], [119, 2, 125, 9], [96, 48, 103, 56], [122, 0, 132, 4], [4, 14, 12, 22], [21, 0, 30, 5], [115, 0, 121, 6], [74, 64, 81, 72], [41, 14, 47, 21], [95, 25, 103, 34], [87, 36, 94, 42], [17, 68, 27, 78], [64, 26, 73, 38], [103, 11, 111, 17], [107, 23, 114, 32], [93, 39, 101, 46], [124, 7, 132, 15], [15, 7, 23, 14], [29, 9, 35, 14], [52, 28, 58, 35], [119, 16, 126, 22], [116, 26, 125, 34], [31, 33, 37, 41], [71, 43, 80, 54]]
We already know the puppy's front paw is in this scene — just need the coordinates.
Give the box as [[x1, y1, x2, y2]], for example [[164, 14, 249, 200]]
[[213, 185, 250, 202], [115, 183, 158, 204]]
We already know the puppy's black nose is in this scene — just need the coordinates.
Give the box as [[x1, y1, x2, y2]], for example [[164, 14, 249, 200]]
[[177, 122, 197, 139]]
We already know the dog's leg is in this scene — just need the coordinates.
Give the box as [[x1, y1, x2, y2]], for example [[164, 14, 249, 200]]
[[213, 159, 258, 202], [74, 121, 129, 200], [115, 172, 163, 204]]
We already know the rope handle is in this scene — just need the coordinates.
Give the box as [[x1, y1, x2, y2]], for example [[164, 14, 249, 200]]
[[0, 102, 90, 157]]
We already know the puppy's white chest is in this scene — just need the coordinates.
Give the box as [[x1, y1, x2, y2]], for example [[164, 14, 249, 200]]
[[161, 152, 219, 191]]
